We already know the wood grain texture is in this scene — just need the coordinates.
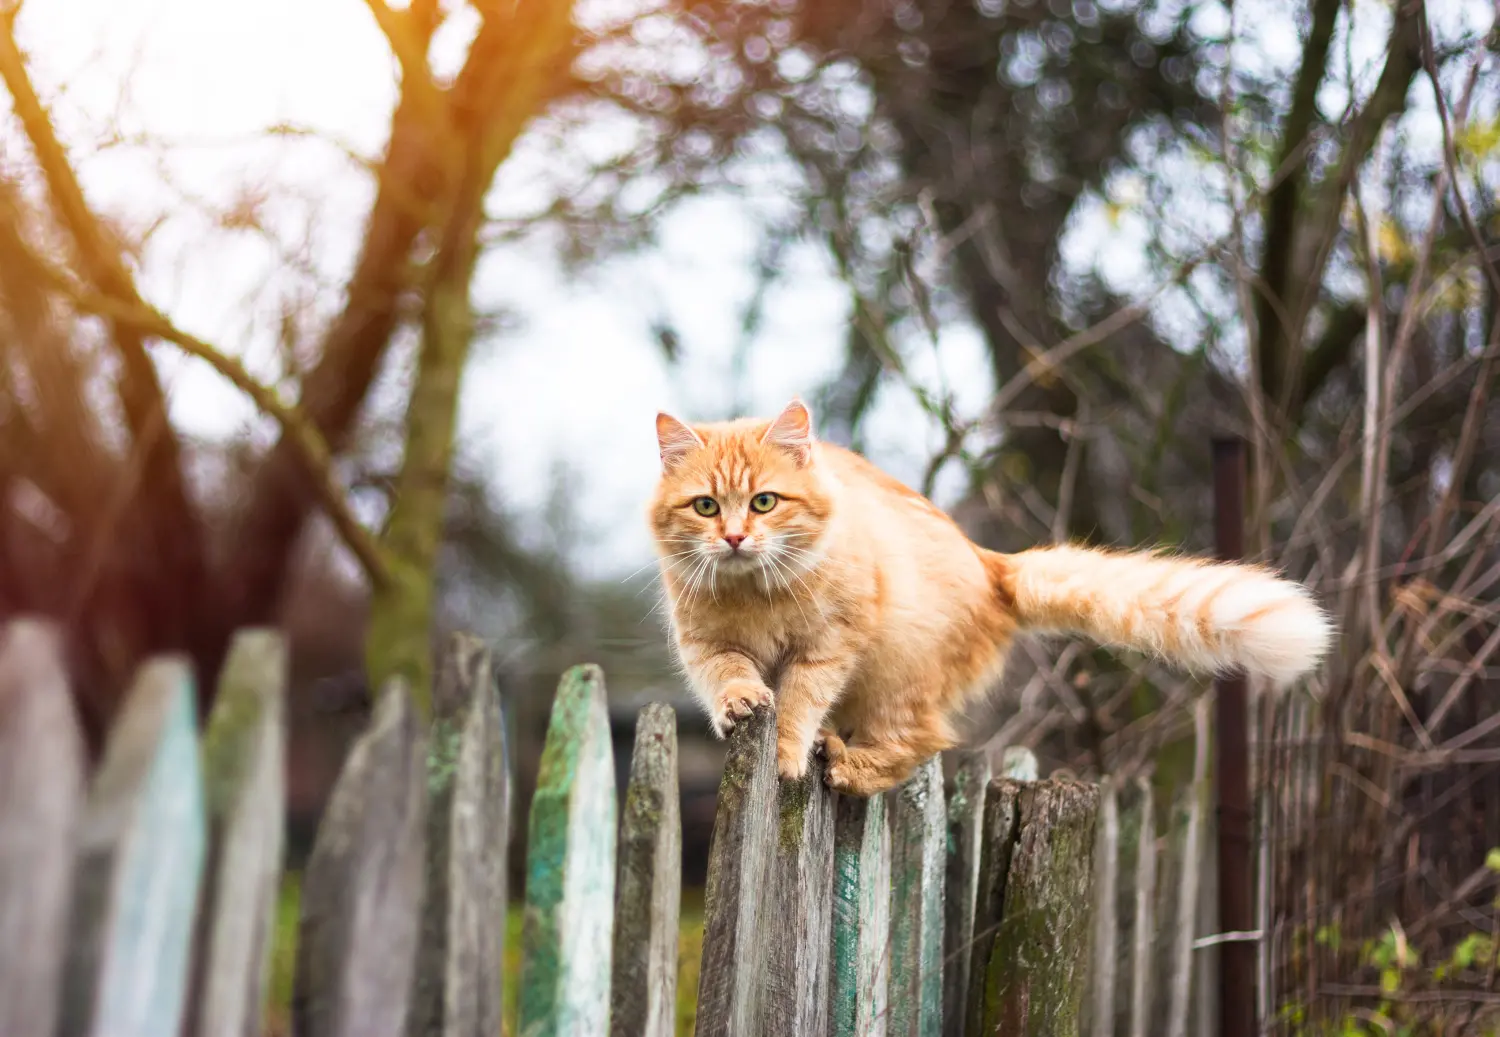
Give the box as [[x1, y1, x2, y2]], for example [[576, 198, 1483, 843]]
[[968, 779, 1100, 1037], [1127, 777, 1156, 1037], [611, 702, 681, 1037], [58, 656, 207, 1037], [1088, 777, 1120, 1037], [294, 679, 428, 1037], [942, 750, 990, 1037], [693, 705, 776, 1037], [964, 779, 1022, 1037], [517, 664, 617, 1037], [0, 620, 83, 1037], [761, 754, 836, 1036], [409, 634, 512, 1037], [185, 629, 288, 1037], [888, 756, 946, 1037], [829, 788, 890, 1037]]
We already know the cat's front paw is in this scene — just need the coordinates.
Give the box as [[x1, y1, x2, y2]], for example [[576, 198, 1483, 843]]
[[710, 679, 773, 738]]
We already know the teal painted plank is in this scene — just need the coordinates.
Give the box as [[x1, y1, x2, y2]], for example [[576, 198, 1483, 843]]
[[410, 634, 512, 1037], [611, 702, 681, 1037], [889, 756, 946, 1036], [694, 704, 777, 1037], [762, 753, 836, 1035], [943, 750, 990, 1037], [0, 620, 83, 1037], [186, 629, 288, 1037], [59, 656, 207, 1037], [294, 679, 428, 1037], [518, 664, 617, 1037], [829, 788, 890, 1037]]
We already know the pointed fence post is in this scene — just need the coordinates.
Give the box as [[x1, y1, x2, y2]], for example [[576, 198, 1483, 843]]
[[694, 705, 777, 1037], [517, 664, 617, 1037], [829, 785, 891, 1037], [0, 620, 84, 1037], [58, 657, 207, 1037], [409, 633, 512, 1037], [944, 750, 991, 1037], [889, 756, 946, 1036], [185, 630, 288, 1037], [294, 679, 428, 1037], [612, 702, 681, 1037]]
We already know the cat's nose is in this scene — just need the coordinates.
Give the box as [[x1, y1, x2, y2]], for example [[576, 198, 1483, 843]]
[[724, 534, 746, 550]]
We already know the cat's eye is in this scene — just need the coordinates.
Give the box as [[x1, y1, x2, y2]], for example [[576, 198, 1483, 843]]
[[750, 492, 778, 514], [692, 497, 720, 517]]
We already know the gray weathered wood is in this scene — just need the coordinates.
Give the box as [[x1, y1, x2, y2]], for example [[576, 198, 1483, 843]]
[[517, 664, 617, 1037], [967, 778, 1100, 1037], [409, 634, 512, 1037], [762, 753, 836, 1036], [611, 702, 681, 1037], [829, 785, 890, 1037], [889, 756, 946, 1037], [185, 629, 288, 1037], [1088, 777, 1120, 1037], [294, 679, 428, 1037], [0, 620, 83, 1037], [58, 656, 207, 1037], [943, 750, 990, 1037], [1127, 777, 1156, 1037], [693, 704, 777, 1037], [1165, 696, 1209, 1037]]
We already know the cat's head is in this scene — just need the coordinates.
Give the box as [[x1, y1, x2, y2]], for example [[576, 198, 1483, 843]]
[[648, 399, 834, 582]]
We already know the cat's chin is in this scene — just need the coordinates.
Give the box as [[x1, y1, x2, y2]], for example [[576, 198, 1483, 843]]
[[713, 552, 763, 576]]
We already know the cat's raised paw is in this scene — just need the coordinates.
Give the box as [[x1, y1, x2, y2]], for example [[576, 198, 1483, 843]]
[[710, 679, 773, 738]]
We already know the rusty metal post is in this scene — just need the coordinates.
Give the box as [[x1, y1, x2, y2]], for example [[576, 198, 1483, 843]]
[[1212, 436, 1254, 1037]]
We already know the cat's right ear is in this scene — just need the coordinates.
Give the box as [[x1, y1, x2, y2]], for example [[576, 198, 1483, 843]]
[[656, 412, 704, 471]]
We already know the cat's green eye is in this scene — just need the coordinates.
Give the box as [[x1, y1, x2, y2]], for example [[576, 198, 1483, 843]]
[[692, 497, 720, 517], [750, 492, 778, 513]]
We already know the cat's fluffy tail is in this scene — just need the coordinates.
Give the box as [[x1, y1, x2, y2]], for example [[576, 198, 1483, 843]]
[[985, 544, 1333, 684]]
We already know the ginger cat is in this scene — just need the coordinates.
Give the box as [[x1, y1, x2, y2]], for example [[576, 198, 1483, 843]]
[[648, 398, 1332, 797]]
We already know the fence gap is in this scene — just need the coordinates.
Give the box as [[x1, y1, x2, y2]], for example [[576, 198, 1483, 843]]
[[185, 630, 288, 1037], [612, 702, 681, 1037], [294, 678, 428, 1037], [0, 620, 83, 1037], [410, 633, 512, 1037], [517, 664, 617, 1037], [59, 657, 207, 1037]]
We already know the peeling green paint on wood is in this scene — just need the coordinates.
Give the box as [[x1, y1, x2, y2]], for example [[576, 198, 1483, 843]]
[[829, 788, 890, 1037], [943, 751, 990, 1037], [410, 633, 512, 1037], [762, 755, 836, 1035], [518, 664, 617, 1037], [294, 679, 428, 1037], [0, 620, 83, 1037], [889, 757, 946, 1037], [694, 705, 777, 1037], [59, 657, 207, 1037], [186, 630, 287, 1037], [611, 702, 680, 1037]]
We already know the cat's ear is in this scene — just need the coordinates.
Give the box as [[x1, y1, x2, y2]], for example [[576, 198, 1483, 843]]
[[656, 411, 704, 470], [761, 398, 814, 466]]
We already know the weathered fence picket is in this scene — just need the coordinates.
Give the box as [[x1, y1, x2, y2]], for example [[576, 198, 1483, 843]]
[[0, 625, 1108, 1037], [829, 786, 891, 1037], [943, 750, 990, 1037], [612, 702, 681, 1037], [0, 621, 83, 1037], [517, 664, 617, 1037], [185, 630, 287, 1037], [60, 657, 207, 1037], [889, 756, 947, 1036], [1089, 777, 1120, 1037], [410, 633, 512, 1037], [694, 705, 778, 1037], [294, 678, 428, 1037]]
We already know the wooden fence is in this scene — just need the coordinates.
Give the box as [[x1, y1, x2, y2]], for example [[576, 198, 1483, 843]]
[[0, 618, 1102, 1037]]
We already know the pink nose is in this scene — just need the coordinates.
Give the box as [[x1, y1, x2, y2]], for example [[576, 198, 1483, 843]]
[[724, 534, 746, 550]]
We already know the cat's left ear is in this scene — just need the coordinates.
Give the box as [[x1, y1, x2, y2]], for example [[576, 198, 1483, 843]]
[[762, 398, 814, 466]]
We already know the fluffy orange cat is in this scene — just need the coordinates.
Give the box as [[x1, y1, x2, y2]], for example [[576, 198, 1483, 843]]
[[648, 398, 1332, 797]]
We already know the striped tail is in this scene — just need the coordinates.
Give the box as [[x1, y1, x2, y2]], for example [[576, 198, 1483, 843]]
[[984, 544, 1332, 684]]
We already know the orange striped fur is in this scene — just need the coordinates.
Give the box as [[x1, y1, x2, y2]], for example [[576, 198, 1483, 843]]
[[649, 399, 1332, 796]]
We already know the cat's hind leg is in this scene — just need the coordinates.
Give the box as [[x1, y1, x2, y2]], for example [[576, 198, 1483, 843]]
[[821, 719, 956, 797]]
